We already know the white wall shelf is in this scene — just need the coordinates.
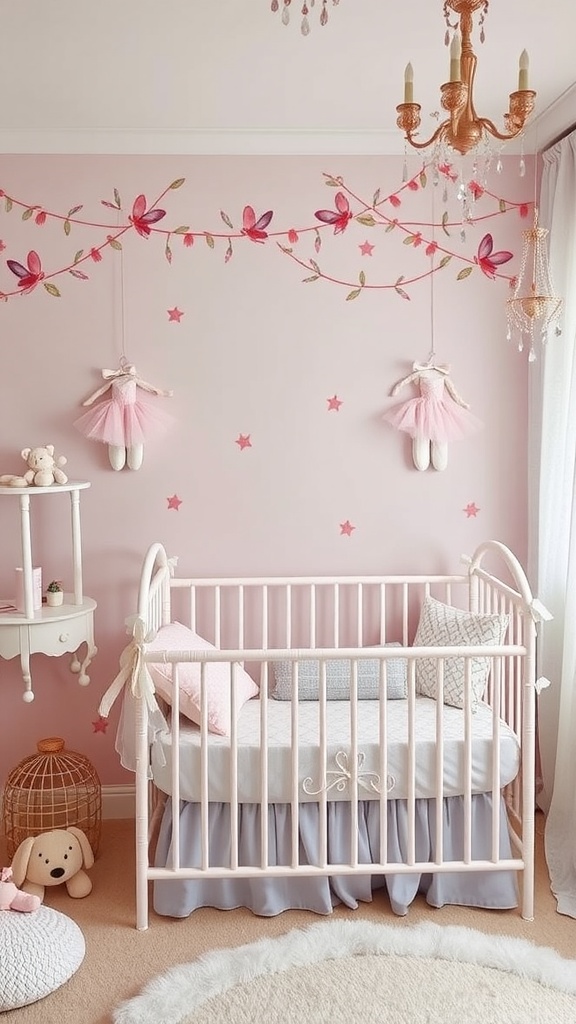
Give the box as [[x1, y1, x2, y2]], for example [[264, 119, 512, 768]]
[[0, 482, 97, 701]]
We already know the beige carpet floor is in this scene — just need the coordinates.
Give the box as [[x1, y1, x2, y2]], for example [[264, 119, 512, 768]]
[[2, 814, 575, 1024]]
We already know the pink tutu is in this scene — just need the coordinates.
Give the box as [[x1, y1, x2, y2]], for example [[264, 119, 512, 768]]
[[382, 374, 481, 443], [74, 376, 174, 447]]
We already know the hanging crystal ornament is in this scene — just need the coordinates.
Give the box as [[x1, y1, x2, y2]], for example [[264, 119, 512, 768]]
[[271, 0, 338, 29], [506, 208, 563, 360]]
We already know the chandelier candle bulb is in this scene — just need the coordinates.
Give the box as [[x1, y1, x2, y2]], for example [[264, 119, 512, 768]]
[[450, 32, 462, 82], [404, 63, 414, 103], [518, 49, 529, 90]]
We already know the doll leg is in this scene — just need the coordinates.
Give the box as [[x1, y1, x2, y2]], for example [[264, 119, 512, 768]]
[[412, 437, 430, 471], [127, 444, 144, 471], [431, 441, 448, 471], [108, 445, 126, 471]]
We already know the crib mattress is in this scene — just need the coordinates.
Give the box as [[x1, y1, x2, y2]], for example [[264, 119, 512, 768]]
[[151, 695, 520, 802]]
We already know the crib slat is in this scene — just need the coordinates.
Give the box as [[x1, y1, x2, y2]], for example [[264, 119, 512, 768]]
[[200, 663, 209, 870], [349, 659, 359, 868]]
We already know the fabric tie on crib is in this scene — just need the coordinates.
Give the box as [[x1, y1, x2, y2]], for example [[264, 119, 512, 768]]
[[98, 615, 161, 719]]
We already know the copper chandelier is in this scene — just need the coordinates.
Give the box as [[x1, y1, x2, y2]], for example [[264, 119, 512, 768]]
[[396, 0, 536, 157]]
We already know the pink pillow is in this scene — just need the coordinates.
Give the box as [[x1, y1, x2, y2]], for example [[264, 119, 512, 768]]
[[146, 621, 259, 736]]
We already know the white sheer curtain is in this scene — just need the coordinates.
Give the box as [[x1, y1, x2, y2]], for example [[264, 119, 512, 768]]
[[529, 128, 576, 917]]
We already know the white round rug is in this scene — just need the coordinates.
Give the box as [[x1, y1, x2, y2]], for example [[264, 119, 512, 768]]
[[0, 905, 85, 1011], [113, 919, 576, 1024]]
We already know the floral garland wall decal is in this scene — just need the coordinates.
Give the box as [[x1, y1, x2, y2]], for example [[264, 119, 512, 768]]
[[0, 165, 530, 302]]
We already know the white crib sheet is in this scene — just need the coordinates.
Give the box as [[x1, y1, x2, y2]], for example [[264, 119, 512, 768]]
[[151, 695, 519, 802]]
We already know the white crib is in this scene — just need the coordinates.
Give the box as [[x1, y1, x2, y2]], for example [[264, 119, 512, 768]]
[[102, 540, 550, 930]]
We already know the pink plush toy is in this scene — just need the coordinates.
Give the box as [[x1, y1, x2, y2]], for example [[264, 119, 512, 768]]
[[0, 866, 41, 912]]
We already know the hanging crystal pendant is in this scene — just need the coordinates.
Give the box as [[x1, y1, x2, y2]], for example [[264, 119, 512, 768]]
[[282, 0, 291, 23], [271, 0, 279, 10], [496, 157, 503, 174], [519, 157, 526, 177], [528, 346, 536, 362], [301, 14, 310, 32], [506, 325, 511, 342], [320, 0, 328, 25]]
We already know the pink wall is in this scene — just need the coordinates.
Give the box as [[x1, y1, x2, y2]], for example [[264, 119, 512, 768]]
[[0, 154, 531, 787]]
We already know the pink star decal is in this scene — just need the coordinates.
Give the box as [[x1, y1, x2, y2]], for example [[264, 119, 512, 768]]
[[463, 502, 480, 518], [92, 716, 108, 734], [167, 307, 184, 322], [167, 494, 183, 511], [236, 434, 252, 451], [327, 395, 343, 412], [340, 520, 355, 536], [359, 240, 375, 256]]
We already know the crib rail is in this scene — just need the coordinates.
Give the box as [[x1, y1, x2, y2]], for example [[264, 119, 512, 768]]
[[128, 540, 547, 930]]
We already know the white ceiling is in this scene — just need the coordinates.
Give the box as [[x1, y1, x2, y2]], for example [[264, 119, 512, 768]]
[[1, 0, 575, 153]]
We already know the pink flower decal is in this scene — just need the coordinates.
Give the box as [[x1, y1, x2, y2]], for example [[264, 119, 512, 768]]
[[90, 248, 102, 262], [314, 192, 352, 235], [35, 211, 47, 226], [241, 206, 273, 243], [183, 233, 194, 247], [7, 250, 44, 291], [288, 228, 299, 244], [474, 234, 513, 279], [130, 194, 166, 238]]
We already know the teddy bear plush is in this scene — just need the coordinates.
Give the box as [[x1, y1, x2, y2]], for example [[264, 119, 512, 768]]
[[10, 827, 94, 900], [0, 445, 68, 488], [0, 866, 41, 912]]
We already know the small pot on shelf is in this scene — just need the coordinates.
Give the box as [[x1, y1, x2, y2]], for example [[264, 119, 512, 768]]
[[46, 581, 64, 607]]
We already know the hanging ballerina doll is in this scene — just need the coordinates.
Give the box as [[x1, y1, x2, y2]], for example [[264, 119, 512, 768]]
[[382, 360, 482, 471], [74, 359, 174, 471]]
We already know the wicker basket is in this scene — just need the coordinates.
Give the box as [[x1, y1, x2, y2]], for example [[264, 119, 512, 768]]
[[2, 737, 102, 862]]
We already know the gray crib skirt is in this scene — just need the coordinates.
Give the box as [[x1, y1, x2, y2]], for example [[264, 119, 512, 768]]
[[153, 796, 518, 919]]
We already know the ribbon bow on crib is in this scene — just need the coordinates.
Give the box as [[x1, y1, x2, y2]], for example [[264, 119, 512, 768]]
[[98, 615, 160, 720]]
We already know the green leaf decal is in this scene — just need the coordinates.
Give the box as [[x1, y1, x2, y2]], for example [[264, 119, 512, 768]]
[[68, 205, 83, 217], [359, 270, 366, 286], [173, 225, 190, 234], [69, 268, 89, 280], [220, 210, 234, 229], [64, 219, 71, 236], [499, 199, 507, 213], [22, 208, 33, 221], [356, 213, 376, 227], [441, 211, 450, 236], [302, 275, 319, 283], [346, 288, 361, 301], [5, 197, 12, 213], [457, 266, 473, 280], [419, 170, 427, 188], [73, 250, 84, 263], [108, 238, 122, 250], [385, 221, 397, 233], [439, 254, 452, 268], [170, 178, 186, 190], [205, 233, 215, 249], [324, 176, 343, 187], [403, 235, 416, 245], [372, 188, 381, 207], [114, 188, 121, 209], [395, 286, 410, 301], [309, 259, 321, 275], [43, 282, 61, 297]]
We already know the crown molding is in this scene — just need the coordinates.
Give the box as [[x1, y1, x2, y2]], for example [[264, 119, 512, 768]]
[[0, 111, 569, 156], [524, 82, 576, 152], [0, 127, 407, 156]]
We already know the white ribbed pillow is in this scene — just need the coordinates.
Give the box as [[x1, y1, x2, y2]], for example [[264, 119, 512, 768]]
[[413, 596, 508, 709]]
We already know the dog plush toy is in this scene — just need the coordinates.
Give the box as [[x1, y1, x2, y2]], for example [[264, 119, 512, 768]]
[[11, 827, 94, 900], [0, 445, 68, 488], [0, 866, 41, 912]]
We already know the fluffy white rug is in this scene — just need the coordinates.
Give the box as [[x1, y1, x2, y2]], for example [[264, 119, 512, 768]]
[[113, 919, 576, 1024]]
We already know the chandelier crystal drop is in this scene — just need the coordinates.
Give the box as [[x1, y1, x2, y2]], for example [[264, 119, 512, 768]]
[[506, 209, 563, 362], [396, 1, 536, 158], [271, 0, 340, 35]]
